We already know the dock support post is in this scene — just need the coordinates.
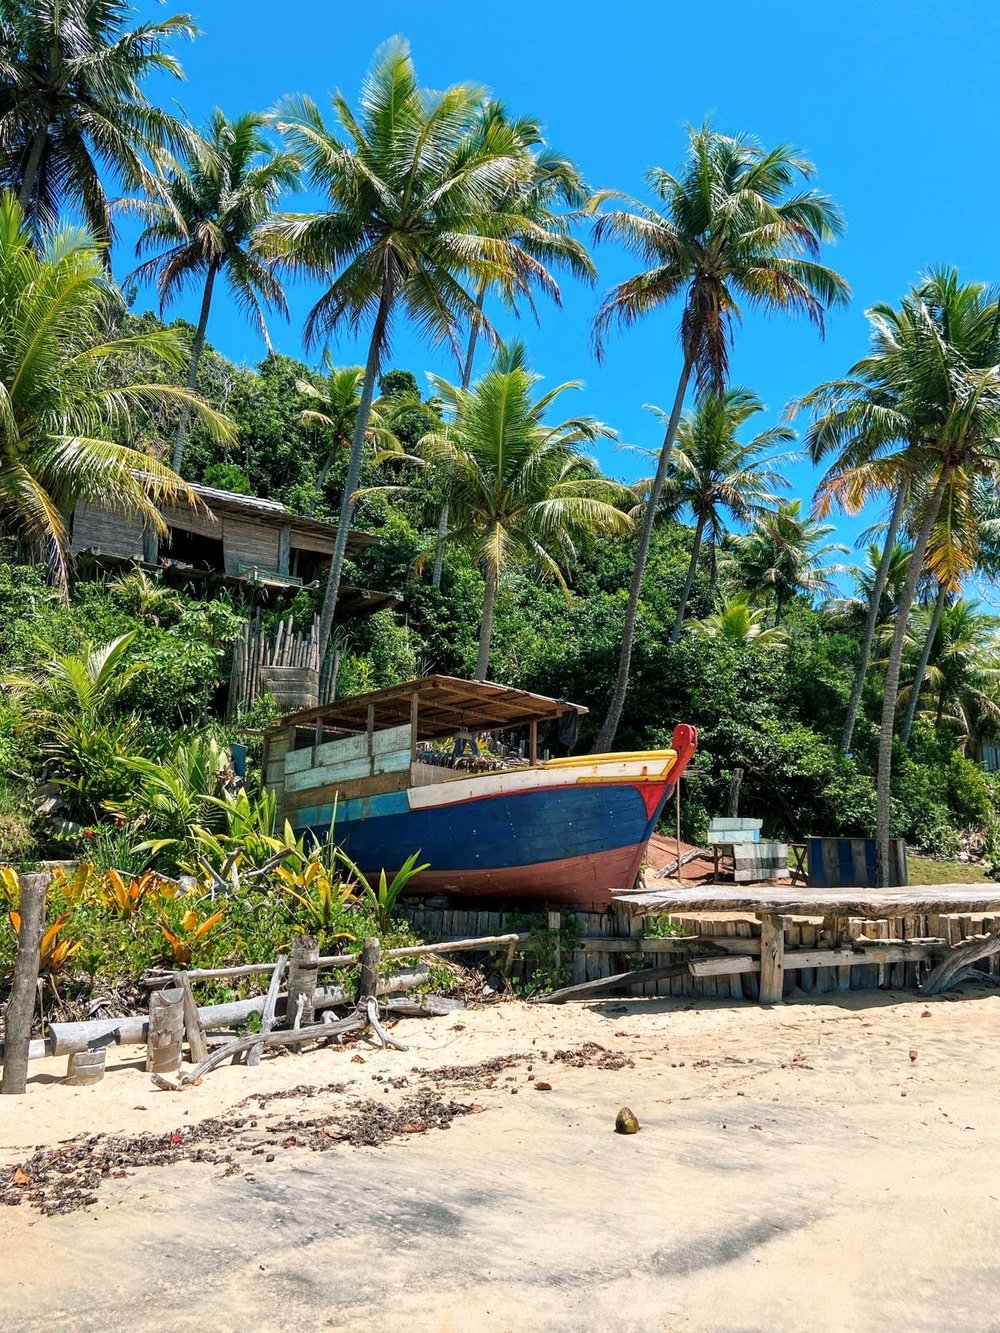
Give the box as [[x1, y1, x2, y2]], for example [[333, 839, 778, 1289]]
[[759, 913, 785, 1005]]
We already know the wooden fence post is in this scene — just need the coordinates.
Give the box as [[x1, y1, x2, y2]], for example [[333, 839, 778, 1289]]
[[146, 988, 184, 1074], [1, 871, 47, 1096], [287, 935, 319, 1029], [356, 937, 381, 1003]]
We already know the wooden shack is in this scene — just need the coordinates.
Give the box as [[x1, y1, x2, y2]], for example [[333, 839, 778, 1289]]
[[70, 483, 395, 617]]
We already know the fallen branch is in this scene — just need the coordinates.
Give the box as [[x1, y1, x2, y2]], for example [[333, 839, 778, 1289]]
[[365, 997, 407, 1051], [151, 1012, 367, 1091]]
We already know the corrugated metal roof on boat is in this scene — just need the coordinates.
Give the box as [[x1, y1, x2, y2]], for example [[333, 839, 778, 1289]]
[[267, 674, 588, 739]]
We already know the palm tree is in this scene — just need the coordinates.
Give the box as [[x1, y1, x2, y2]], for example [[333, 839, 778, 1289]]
[[830, 540, 915, 630], [0, 0, 195, 248], [692, 593, 790, 648], [589, 122, 848, 751], [415, 344, 634, 680], [734, 499, 846, 624], [0, 192, 231, 588], [429, 102, 595, 587], [899, 471, 1000, 745], [812, 270, 1000, 883], [919, 599, 1000, 749], [123, 109, 300, 474], [297, 358, 415, 509], [262, 38, 540, 660], [631, 388, 793, 641]]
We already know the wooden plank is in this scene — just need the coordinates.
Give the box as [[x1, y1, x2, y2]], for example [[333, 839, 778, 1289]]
[[688, 956, 759, 977], [536, 962, 689, 1003], [759, 913, 785, 1004], [284, 746, 411, 793], [280, 766, 412, 813], [615, 884, 1000, 917]]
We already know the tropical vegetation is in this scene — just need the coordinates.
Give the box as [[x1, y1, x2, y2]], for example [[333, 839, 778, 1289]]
[[3, 5, 1000, 1015]]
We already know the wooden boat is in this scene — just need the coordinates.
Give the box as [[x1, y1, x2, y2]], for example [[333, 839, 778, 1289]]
[[262, 676, 697, 909]]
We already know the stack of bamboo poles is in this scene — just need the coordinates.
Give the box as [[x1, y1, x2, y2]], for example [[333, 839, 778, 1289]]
[[229, 613, 339, 717]]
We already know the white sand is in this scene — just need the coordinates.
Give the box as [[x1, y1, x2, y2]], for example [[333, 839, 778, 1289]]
[[2, 987, 999, 1331]]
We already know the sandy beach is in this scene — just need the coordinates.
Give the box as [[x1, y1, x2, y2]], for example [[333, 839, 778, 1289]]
[[3, 985, 1000, 1331]]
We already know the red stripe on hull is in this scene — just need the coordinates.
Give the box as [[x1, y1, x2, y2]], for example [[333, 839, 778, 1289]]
[[408, 842, 646, 911]]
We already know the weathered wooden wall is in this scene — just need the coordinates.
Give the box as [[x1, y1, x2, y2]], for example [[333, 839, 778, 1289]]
[[402, 903, 1000, 999], [71, 502, 145, 558]]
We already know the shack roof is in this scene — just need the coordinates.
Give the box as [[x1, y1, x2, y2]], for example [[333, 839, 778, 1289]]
[[170, 483, 380, 549], [269, 674, 588, 740]]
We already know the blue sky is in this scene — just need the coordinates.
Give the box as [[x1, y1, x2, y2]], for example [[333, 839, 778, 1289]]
[[126, 0, 1000, 564]]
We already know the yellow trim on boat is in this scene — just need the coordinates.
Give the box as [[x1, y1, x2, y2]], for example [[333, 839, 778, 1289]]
[[541, 748, 677, 772]]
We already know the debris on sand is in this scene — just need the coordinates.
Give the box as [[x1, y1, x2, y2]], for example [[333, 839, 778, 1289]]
[[419, 1042, 633, 1087], [551, 1043, 634, 1071], [0, 1089, 481, 1217]]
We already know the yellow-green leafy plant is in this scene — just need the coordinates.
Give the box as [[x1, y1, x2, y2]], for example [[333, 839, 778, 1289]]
[[160, 906, 227, 967], [276, 857, 355, 938], [8, 909, 83, 975], [334, 848, 429, 934]]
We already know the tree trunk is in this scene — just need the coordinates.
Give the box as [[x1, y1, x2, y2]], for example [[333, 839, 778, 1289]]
[[317, 270, 394, 660], [475, 562, 498, 681], [17, 127, 48, 217], [774, 588, 785, 626], [1, 873, 47, 1096], [431, 283, 486, 589], [840, 486, 907, 754], [593, 355, 692, 753], [900, 582, 947, 746], [430, 500, 449, 590], [875, 467, 950, 886], [172, 263, 219, 475], [670, 513, 706, 643]]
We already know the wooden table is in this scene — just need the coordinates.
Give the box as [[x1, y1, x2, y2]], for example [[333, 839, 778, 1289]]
[[614, 883, 1000, 1004]]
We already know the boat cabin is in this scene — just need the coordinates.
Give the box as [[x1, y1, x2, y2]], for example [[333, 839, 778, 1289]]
[[263, 675, 589, 827], [70, 483, 395, 617]]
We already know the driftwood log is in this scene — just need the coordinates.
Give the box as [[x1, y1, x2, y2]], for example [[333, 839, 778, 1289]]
[[46, 968, 431, 1057], [922, 932, 1000, 996], [1, 872, 47, 1096]]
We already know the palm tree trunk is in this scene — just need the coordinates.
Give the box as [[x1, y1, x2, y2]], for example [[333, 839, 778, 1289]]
[[774, 588, 785, 626], [475, 563, 497, 681], [431, 283, 487, 590], [670, 514, 705, 642], [841, 486, 907, 754], [593, 355, 693, 753], [317, 270, 395, 661], [18, 127, 48, 215], [900, 582, 947, 746], [172, 263, 219, 475], [430, 502, 449, 590], [876, 466, 951, 886]]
